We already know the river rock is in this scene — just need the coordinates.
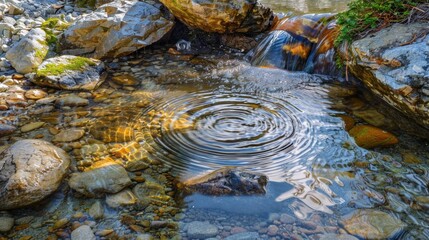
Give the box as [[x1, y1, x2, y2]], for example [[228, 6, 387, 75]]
[[349, 125, 398, 149], [63, 0, 174, 59], [89, 201, 104, 219], [55, 95, 89, 107], [187, 221, 219, 239], [32, 55, 105, 91], [20, 121, 45, 133], [105, 189, 137, 208], [0, 124, 16, 137], [0, 216, 14, 232], [69, 159, 132, 197], [317, 233, 358, 240], [24, 89, 48, 100], [160, 0, 272, 34], [71, 225, 96, 240], [224, 232, 260, 240], [5, 28, 48, 74], [53, 128, 85, 142], [0, 139, 70, 210], [341, 210, 406, 239], [344, 23, 429, 137]]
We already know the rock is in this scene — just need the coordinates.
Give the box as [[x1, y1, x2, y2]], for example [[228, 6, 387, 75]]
[[132, 180, 170, 204], [160, 0, 272, 33], [111, 74, 139, 86], [55, 95, 89, 107], [183, 167, 268, 195], [69, 159, 132, 197], [136, 234, 153, 240], [279, 213, 295, 224], [5, 28, 48, 74], [89, 201, 104, 219], [317, 233, 358, 240], [187, 221, 218, 239], [53, 128, 85, 142], [0, 124, 16, 137], [0, 216, 14, 232], [33, 55, 105, 91], [0, 83, 9, 92], [8, 4, 24, 15], [0, 139, 70, 210], [349, 125, 398, 149], [224, 232, 260, 240], [71, 225, 96, 240], [20, 122, 45, 133], [24, 89, 48, 100], [267, 225, 278, 236], [341, 210, 406, 239], [105, 189, 137, 208], [63, 0, 174, 59], [344, 23, 429, 136]]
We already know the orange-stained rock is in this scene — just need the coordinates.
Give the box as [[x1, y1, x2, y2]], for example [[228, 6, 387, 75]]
[[349, 125, 398, 149], [338, 115, 355, 131], [159, 0, 273, 33]]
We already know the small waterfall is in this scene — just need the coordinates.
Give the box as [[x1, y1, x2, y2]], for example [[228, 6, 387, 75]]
[[249, 14, 339, 75]]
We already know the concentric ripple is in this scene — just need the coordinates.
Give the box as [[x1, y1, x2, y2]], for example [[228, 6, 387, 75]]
[[139, 83, 355, 181]]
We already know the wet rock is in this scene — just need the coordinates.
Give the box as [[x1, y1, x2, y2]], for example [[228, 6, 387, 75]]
[[349, 125, 398, 149], [344, 23, 429, 136], [160, 0, 272, 33], [71, 225, 95, 240], [69, 159, 132, 197], [0, 139, 70, 210], [63, 0, 174, 59], [111, 74, 139, 86], [280, 213, 295, 224], [20, 122, 45, 133], [24, 89, 48, 100], [105, 189, 137, 208], [183, 167, 268, 195], [267, 225, 278, 236], [89, 201, 104, 219], [132, 180, 170, 203], [0, 216, 14, 232], [55, 95, 89, 107], [317, 233, 358, 240], [5, 28, 48, 74], [32, 55, 105, 91], [136, 234, 153, 240], [187, 221, 218, 239], [53, 128, 85, 142], [224, 232, 260, 240], [90, 125, 134, 143], [0, 124, 16, 137], [341, 210, 406, 239]]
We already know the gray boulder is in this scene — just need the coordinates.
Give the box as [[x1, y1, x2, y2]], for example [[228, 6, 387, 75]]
[[32, 55, 105, 91], [63, 0, 174, 59], [5, 28, 48, 74], [0, 139, 70, 210], [186, 221, 219, 239], [344, 23, 429, 136]]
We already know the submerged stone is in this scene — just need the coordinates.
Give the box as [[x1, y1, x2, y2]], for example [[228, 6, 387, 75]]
[[0, 124, 16, 137], [349, 125, 398, 149], [0, 140, 70, 210], [105, 189, 137, 208], [183, 167, 268, 195], [186, 221, 218, 239], [341, 210, 406, 239]]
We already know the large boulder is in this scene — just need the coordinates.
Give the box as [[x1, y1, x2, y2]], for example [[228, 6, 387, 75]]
[[5, 28, 48, 74], [0, 139, 70, 210], [160, 0, 273, 33], [343, 23, 429, 137], [32, 55, 105, 91], [63, 0, 174, 59]]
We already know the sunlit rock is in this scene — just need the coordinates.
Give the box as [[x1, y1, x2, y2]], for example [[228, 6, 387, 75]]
[[32, 55, 105, 91], [182, 167, 268, 195], [71, 225, 96, 240], [105, 189, 137, 208], [69, 159, 132, 197], [349, 125, 398, 149], [5, 28, 48, 74], [341, 210, 406, 239], [160, 0, 273, 33], [0, 139, 70, 210], [343, 23, 429, 137], [63, 0, 174, 59]]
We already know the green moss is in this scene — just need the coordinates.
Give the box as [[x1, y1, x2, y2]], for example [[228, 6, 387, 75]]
[[36, 57, 97, 77], [77, 0, 97, 8], [35, 47, 48, 60], [41, 17, 70, 46], [335, 0, 427, 46]]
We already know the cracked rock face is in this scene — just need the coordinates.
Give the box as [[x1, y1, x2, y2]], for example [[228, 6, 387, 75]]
[[0, 139, 70, 210], [344, 23, 429, 137], [32, 55, 105, 91], [160, 0, 273, 33]]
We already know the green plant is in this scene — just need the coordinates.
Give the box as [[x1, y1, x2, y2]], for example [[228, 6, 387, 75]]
[[41, 17, 70, 46], [76, 0, 97, 8], [36, 57, 96, 77], [335, 0, 428, 46]]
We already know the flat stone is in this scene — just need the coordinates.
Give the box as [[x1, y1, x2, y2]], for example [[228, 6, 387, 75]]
[[317, 233, 359, 240], [20, 121, 45, 133], [89, 201, 104, 219], [187, 221, 218, 239], [24, 89, 48, 100], [0, 124, 16, 137], [55, 95, 89, 107], [105, 189, 137, 208], [224, 232, 260, 240], [111, 74, 139, 86], [53, 128, 85, 142], [0, 216, 14, 232], [71, 225, 96, 240]]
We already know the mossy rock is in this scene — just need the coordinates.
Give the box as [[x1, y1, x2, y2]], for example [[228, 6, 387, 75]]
[[349, 125, 398, 149]]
